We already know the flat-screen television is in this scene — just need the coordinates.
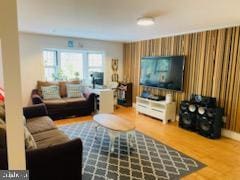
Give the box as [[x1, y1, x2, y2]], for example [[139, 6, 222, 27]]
[[140, 56, 185, 91], [92, 72, 104, 85]]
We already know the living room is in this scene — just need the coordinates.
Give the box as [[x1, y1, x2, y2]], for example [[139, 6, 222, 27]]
[[1, 0, 240, 179]]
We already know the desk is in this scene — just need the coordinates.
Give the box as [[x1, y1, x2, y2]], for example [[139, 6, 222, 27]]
[[90, 88, 114, 113]]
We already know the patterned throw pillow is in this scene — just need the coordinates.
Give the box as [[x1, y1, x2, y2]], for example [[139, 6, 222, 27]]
[[0, 124, 6, 149], [0, 103, 5, 121], [66, 84, 84, 98], [41, 85, 61, 100], [0, 118, 5, 125], [24, 127, 37, 150], [23, 116, 27, 126]]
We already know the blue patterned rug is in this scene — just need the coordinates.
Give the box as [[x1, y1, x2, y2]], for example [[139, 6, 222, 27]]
[[59, 121, 205, 180]]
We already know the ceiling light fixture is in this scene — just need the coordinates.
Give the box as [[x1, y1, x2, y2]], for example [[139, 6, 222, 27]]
[[137, 17, 155, 26]]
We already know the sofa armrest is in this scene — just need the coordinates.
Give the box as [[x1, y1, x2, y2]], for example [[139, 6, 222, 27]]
[[83, 92, 95, 101], [26, 138, 82, 180], [23, 104, 48, 119], [31, 89, 43, 104]]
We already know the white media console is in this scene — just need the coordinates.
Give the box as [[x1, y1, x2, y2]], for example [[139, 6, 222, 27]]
[[136, 96, 176, 124]]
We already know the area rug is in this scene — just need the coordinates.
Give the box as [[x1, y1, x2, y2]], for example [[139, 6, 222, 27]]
[[59, 122, 205, 180]]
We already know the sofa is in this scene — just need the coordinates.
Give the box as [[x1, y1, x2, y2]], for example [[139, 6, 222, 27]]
[[31, 80, 95, 120], [0, 104, 83, 180]]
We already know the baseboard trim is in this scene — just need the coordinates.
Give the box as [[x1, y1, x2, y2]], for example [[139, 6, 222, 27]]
[[222, 129, 240, 141]]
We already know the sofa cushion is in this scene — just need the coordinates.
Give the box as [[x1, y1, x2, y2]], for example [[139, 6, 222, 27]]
[[37, 81, 59, 96], [63, 97, 86, 104], [59, 80, 81, 97], [24, 127, 37, 150], [43, 99, 67, 106], [41, 85, 61, 100], [26, 116, 57, 135], [32, 129, 70, 149]]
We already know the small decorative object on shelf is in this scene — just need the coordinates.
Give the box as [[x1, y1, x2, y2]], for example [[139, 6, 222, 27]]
[[117, 82, 132, 107], [123, 75, 129, 84], [67, 40, 74, 48], [166, 94, 173, 103]]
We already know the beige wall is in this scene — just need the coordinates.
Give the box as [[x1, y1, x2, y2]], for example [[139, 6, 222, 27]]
[[19, 32, 123, 106]]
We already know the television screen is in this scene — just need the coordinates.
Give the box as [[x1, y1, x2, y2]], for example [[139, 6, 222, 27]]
[[92, 72, 104, 85], [140, 56, 185, 91]]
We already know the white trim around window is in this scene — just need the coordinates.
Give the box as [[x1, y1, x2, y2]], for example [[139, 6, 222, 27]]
[[42, 48, 105, 82]]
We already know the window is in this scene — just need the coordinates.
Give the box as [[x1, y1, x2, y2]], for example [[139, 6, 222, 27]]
[[60, 52, 84, 80], [43, 50, 104, 82], [87, 53, 104, 76], [43, 50, 57, 81]]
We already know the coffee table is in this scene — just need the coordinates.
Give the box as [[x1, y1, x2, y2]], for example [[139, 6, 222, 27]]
[[93, 113, 136, 152]]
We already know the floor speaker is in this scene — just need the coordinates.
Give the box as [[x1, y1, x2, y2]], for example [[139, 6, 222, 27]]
[[179, 101, 197, 131], [196, 107, 223, 139]]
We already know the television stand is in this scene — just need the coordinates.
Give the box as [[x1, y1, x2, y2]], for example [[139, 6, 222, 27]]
[[136, 96, 176, 124]]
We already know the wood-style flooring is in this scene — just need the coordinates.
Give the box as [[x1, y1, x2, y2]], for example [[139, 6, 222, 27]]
[[55, 106, 240, 180]]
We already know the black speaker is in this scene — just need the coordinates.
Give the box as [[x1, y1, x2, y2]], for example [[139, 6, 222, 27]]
[[179, 101, 198, 131], [196, 107, 223, 139], [190, 94, 216, 108]]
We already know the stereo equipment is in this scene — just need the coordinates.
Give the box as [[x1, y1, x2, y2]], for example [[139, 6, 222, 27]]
[[140, 91, 165, 101], [141, 90, 150, 98], [179, 101, 197, 131], [196, 107, 223, 139], [148, 95, 165, 101], [190, 94, 216, 107], [179, 94, 224, 139]]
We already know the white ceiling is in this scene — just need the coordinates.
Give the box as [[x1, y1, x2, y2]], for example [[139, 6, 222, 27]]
[[17, 0, 240, 42]]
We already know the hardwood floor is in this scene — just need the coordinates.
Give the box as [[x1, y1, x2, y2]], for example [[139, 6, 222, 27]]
[[55, 107, 240, 180]]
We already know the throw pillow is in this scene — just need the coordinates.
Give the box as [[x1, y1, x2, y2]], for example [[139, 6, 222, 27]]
[[0, 124, 6, 149], [37, 81, 59, 97], [24, 127, 37, 150], [41, 85, 61, 100], [23, 116, 27, 126], [0, 118, 5, 125], [66, 84, 83, 98], [0, 102, 5, 121], [59, 80, 81, 97]]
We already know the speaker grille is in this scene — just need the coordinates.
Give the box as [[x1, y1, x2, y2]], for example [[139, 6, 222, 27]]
[[199, 117, 211, 131], [188, 104, 197, 112]]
